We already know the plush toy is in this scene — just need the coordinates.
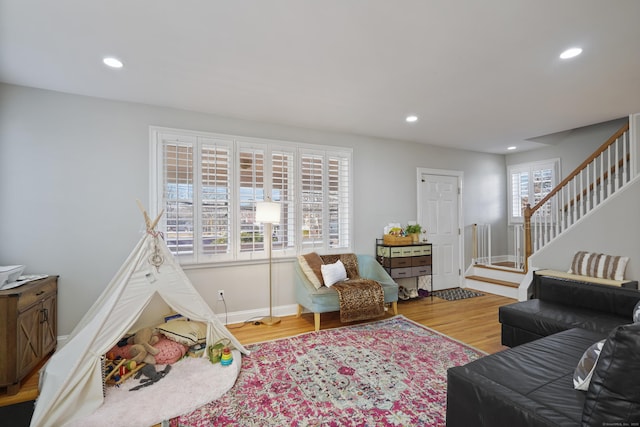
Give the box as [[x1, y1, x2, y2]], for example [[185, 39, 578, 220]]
[[130, 364, 172, 391], [127, 327, 160, 365]]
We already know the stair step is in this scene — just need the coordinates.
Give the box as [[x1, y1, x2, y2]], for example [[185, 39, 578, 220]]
[[465, 275, 519, 289], [474, 263, 522, 273]]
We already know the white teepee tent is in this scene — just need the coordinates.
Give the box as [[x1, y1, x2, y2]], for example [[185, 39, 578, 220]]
[[30, 209, 248, 427]]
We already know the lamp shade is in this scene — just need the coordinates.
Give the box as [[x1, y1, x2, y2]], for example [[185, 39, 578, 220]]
[[256, 201, 280, 224]]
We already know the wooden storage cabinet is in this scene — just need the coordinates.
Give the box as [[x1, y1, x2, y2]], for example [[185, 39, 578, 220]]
[[376, 240, 432, 299], [0, 276, 58, 395]]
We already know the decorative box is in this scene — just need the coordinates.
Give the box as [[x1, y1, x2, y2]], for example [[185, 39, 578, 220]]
[[383, 234, 413, 246]]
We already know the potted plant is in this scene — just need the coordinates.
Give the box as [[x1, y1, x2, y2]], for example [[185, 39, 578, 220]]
[[405, 224, 424, 243]]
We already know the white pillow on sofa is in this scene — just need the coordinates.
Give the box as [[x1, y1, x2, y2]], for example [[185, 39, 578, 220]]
[[321, 260, 347, 287], [573, 339, 606, 391], [568, 251, 629, 281]]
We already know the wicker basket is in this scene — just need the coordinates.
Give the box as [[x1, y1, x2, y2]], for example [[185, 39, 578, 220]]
[[383, 234, 413, 246]]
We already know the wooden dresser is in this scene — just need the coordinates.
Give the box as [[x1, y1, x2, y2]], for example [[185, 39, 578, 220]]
[[0, 276, 57, 395]]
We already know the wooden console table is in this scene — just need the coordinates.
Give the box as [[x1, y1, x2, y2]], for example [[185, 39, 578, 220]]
[[0, 276, 58, 395]]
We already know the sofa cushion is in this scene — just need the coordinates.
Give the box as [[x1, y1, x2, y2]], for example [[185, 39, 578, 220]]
[[582, 322, 640, 426], [569, 251, 629, 281], [298, 252, 324, 289], [321, 253, 360, 279], [499, 299, 628, 339], [573, 339, 605, 391], [531, 275, 640, 318], [320, 260, 347, 287]]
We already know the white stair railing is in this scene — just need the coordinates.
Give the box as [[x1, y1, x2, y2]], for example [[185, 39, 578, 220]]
[[524, 122, 633, 270]]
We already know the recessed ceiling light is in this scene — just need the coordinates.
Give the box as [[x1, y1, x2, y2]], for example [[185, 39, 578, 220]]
[[103, 57, 124, 68], [507, 146, 517, 151], [406, 115, 418, 123], [559, 47, 582, 59]]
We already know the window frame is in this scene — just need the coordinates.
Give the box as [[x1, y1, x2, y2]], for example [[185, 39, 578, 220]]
[[507, 158, 560, 224], [150, 126, 353, 265]]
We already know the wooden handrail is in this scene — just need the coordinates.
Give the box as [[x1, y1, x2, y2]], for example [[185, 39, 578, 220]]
[[528, 122, 629, 216], [523, 122, 630, 272]]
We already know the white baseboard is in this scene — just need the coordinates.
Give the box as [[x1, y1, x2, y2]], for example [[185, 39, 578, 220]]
[[56, 304, 303, 345], [214, 303, 301, 326]]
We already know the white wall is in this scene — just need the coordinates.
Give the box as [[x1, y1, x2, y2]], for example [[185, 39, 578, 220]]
[[0, 83, 506, 335], [506, 117, 628, 174]]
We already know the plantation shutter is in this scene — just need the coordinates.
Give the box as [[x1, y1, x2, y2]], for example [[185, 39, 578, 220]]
[[152, 127, 353, 262], [509, 160, 557, 223], [271, 148, 296, 255], [327, 152, 351, 250], [160, 134, 196, 260], [510, 168, 528, 222], [531, 165, 554, 219], [200, 138, 232, 260], [238, 145, 265, 256], [300, 152, 324, 251]]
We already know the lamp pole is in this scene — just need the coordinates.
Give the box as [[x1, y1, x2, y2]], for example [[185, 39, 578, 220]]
[[256, 200, 281, 326]]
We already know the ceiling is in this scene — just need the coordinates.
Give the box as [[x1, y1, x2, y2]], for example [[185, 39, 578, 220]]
[[1, 0, 639, 154]]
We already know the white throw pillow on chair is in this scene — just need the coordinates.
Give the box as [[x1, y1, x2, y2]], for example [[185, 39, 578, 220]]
[[321, 260, 347, 287]]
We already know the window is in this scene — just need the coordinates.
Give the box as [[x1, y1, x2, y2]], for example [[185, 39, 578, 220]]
[[150, 127, 353, 264], [508, 159, 559, 223]]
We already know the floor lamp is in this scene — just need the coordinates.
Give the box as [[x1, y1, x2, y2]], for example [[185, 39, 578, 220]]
[[256, 200, 281, 326]]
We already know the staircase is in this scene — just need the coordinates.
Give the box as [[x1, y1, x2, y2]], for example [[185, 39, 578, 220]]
[[465, 264, 523, 300], [466, 116, 638, 300], [523, 121, 634, 270]]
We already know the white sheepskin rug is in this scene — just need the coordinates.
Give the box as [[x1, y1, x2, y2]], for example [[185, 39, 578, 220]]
[[67, 351, 241, 427]]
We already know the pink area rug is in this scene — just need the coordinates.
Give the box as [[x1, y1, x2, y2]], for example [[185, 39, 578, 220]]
[[170, 315, 485, 426]]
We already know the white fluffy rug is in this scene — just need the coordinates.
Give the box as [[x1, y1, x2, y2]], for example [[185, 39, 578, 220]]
[[67, 351, 241, 427]]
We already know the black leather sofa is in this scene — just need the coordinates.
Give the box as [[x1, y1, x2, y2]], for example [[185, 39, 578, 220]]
[[500, 273, 639, 347], [446, 272, 640, 426]]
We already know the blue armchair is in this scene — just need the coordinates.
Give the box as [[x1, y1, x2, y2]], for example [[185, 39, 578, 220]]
[[295, 254, 399, 331]]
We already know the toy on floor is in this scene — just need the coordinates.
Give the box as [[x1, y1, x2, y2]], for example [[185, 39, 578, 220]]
[[128, 327, 160, 365], [208, 338, 231, 363], [104, 358, 145, 386], [220, 347, 233, 366], [129, 364, 172, 391]]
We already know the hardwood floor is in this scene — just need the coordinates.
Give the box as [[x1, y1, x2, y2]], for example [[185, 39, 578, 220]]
[[229, 290, 512, 354], [0, 290, 514, 411]]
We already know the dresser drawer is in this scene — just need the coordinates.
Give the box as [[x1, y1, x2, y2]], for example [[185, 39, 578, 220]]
[[411, 255, 432, 267], [378, 246, 406, 257], [410, 246, 424, 256], [389, 247, 404, 257], [377, 246, 389, 257], [387, 267, 413, 279], [412, 266, 432, 276], [399, 247, 414, 257], [381, 257, 412, 268], [17, 280, 57, 312]]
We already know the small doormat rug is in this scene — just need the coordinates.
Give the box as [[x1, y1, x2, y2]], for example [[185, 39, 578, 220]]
[[432, 288, 484, 301], [171, 315, 485, 427]]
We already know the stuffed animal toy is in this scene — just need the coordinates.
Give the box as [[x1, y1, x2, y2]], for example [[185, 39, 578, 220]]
[[127, 327, 160, 365], [130, 364, 172, 391]]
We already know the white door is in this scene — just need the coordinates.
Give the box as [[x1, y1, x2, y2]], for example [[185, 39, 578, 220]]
[[420, 173, 461, 290]]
